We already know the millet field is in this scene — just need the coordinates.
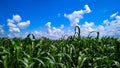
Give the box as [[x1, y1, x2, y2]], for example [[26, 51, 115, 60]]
[[0, 26, 120, 68]]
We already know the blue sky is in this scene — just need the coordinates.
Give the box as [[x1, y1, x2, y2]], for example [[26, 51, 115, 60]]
[[0, 0, 120, 39]]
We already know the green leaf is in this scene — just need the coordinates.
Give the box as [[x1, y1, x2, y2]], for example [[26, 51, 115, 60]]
[[77, 55, 87, 68], [32, 58, 45, 67]]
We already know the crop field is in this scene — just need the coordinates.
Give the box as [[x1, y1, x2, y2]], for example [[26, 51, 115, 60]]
[[0, 26, 120, 68]]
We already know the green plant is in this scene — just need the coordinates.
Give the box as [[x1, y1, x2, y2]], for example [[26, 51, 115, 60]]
[[0, 26, 119, 68]]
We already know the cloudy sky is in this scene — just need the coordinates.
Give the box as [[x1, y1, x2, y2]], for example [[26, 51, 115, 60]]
[[0, 0, 120, 39]]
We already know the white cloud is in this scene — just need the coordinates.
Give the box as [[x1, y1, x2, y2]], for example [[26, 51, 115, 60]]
[[60, 24, 64, 29], [43, 11, 118, 39], [64, 4, 91, 26], [45, 22, 65, 39], [1, 5, 120, 39], [7, 19, 14, 23], [96, 25, 106, 37], [7, 14, 30, 34], [80, 22, 95, 36], [28, 22, 65, 39], [7, 18, 20, 33], [32, 31, 41, 38], [88, 13, 120, 38], [31, 11, 120, 39], [13, 15, 21, 22], [34, 30, 40, 35], [5, 14, 31, 38], [9, 27, 20, 33], [52, 27, 64, 35], [116, 15, 120, 20], [43, 7, 120, 39], [7, 33, 21, 38], [18, 20, 30, 29], [75, 12, 120, 38], [110, 12, 118, 18], [0, 25, 4, 34], [84, 4, 91, 13], [7, 19, 17, 27], [83, 22, 94, 28], [102, 13, 120, 37], [45, 22, 51, 29], [103, 19, 109, 26], [6, 12, 120, 39]]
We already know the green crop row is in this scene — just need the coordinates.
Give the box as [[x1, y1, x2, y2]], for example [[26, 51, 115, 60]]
[[0, 26, 120, 68]]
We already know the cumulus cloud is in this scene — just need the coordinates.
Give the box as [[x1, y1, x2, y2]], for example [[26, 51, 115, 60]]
[[45, 22, 51, 29], [84, 4, 91, 13], [9, 27, 20, 33], [31, 10, 120, 39], [45, 22, 65, 39], [80, 13, 120, 38], [7, 19, 16, 27], [0, 28, 4, 34], [32, 31, 41, 38], [102, 13, 120, 37], [7, 14, 30, 33], [13, 15, 21, 22], [7, 33, 21, 38], [7, 11, 119, 39], [80, 22, 95, 36], [6, 14, 30, 38], [68, 11, 120, 38], [116, 15, 120, 20], [34, 30, 40, 35], [80, 12, 120, 38], [0, 25, 4, 34], [60, 24, 64, 29], [82, 22, 94, 28], [63, 5, 120, 38], [44, 12, 120, 39], [103, 19, 109, 26], [110, 12, 118, 18], [96, 25, 106, 37], [64, 4, 91, 26], [32, 23, 72, 39], [18, 20, 30, 29], [1, 5, 120, 39]]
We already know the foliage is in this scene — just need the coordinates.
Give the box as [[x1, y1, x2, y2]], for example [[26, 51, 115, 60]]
[[0, 26, 120, 68]]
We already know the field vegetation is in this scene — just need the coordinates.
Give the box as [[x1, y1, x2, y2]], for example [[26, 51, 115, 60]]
[[0, 26, 120, 68]]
